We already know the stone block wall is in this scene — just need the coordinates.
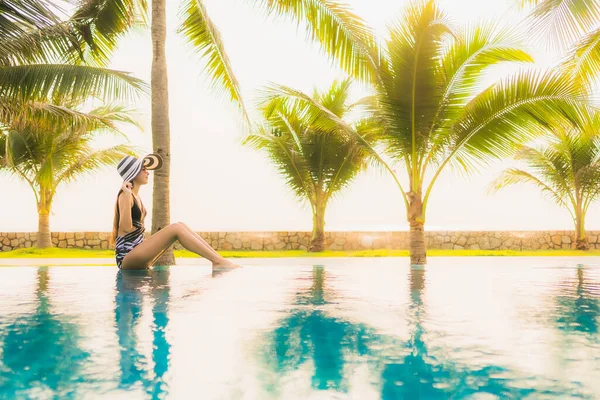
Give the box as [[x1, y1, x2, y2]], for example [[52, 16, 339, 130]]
[[0, 230, 597, 252]]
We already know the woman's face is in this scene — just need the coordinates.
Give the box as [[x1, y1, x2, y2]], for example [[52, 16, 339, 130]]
[[132, 167, 150, 186]]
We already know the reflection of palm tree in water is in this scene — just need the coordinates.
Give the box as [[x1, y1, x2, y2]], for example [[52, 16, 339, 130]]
[[0, 267, 89, 398], [380, 267, 435, 399], [267, 266, 538, 399], [380, 268, 539, 399], [554, 265, 599, 335], [115, 267, 171, 399], [268, 266, 375, 392]]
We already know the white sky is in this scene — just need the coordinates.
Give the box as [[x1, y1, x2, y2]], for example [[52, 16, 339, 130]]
[[2, 0, 599, 233]]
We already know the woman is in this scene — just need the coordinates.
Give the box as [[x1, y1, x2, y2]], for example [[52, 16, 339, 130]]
[[113, 153, 239, 270]]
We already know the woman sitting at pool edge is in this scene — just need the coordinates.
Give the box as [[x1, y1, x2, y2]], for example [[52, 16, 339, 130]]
[[113, 153, 240, 270]]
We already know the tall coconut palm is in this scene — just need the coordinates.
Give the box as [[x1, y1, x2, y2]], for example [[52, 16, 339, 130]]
[[490, 119, 600, 250], [0, 105, 138, 248], [74, 0, 376, 264], [0, 0, 146, 125], [268, 0, 594, 264], [246, 80, 377, 251]]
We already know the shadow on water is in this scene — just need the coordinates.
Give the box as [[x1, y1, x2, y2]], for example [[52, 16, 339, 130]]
[[261, 265, 594, 399], [0, 267, 90, 399]]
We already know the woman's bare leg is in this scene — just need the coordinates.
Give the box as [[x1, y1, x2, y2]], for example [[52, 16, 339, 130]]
[[177, 222, 241, 268], [121, 222, 238, 270], [177, 222, 221, 259]]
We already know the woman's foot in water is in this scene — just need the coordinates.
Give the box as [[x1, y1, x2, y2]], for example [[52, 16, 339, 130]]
[[212, 258, 241, 269]]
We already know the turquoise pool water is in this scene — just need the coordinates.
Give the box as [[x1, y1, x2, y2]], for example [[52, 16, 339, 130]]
[[0, 258, 599, 399]]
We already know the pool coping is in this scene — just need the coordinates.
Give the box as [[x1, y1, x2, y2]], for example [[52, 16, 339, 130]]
[[0, 257, 407, 267], [1, 255, 599, 267]]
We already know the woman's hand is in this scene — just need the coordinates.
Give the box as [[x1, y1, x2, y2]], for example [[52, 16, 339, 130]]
[[121, 181, 133, 195]]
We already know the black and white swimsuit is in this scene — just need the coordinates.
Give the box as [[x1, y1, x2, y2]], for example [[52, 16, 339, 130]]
[[115, 192, 145, 269]]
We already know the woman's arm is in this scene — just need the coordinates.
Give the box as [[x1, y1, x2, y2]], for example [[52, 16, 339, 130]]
[[117, 192, 135, 234]]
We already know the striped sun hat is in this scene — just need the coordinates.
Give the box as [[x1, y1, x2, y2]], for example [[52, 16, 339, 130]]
[[117, 153, 163, 182]]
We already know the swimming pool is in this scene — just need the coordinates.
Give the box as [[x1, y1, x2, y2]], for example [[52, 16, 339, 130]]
[[0, 258, 599, 399]]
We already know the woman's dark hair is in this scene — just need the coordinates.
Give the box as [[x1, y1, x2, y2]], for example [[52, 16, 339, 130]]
[[111, 182, 132, 245], [111, 191, 122, 246]]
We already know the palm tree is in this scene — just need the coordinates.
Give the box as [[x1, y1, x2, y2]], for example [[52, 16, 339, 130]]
[[1, 2, 143, 247], [246, 80, 376, 251], [490, 121, 600, 250], [264, 0, 593, 264], [0, 0, 146, 125], [74, 0, 376, 264], [0, 105, 138, 248]]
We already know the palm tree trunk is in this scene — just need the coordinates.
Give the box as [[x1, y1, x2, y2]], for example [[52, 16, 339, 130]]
[[37, 190, 52, 248], [309, 203, 326, 252], [37, 211, 52, 248], [151, 0, 174, 265], [575, 208, 588, 250], [407, 191, 426, 265]]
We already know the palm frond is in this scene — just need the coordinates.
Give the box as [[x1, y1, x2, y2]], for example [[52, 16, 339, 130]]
[[324, 120, 377, 201], [0, 64, 148, 104], [515, 145, 574, 198], [245, 127, 314, 201], [82, 104, 143, 133], [251, 80, 406, 208], [489, 167, 571, 210], [422, 69, 593, 207], [562, 28, 600, 89], [253, 0, 378, 82], [0, 99, 95, 129], [426, 22, 534, 168], [0, 100, 139, 137], [377, 0, 451, 165], [516, 0, 543, 7], [2, 103, 138, 191], [178, 0, 248, 123], [69, 0, 147, 65], [0, 0, 66, 36], [315, 79, 353, 117], [525, 0, 600, 49], [259, 82, 406, 200], [437, 23, 533, 124], [450, 69, 592, 170], [0, 21, 82, 66], [55, 144, 136, 184], [491, 123, 600, 221], [259, 83, 378, 158]]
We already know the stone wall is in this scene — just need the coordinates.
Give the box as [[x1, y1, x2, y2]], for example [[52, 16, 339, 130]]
[[0, 230, 597, 252]]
